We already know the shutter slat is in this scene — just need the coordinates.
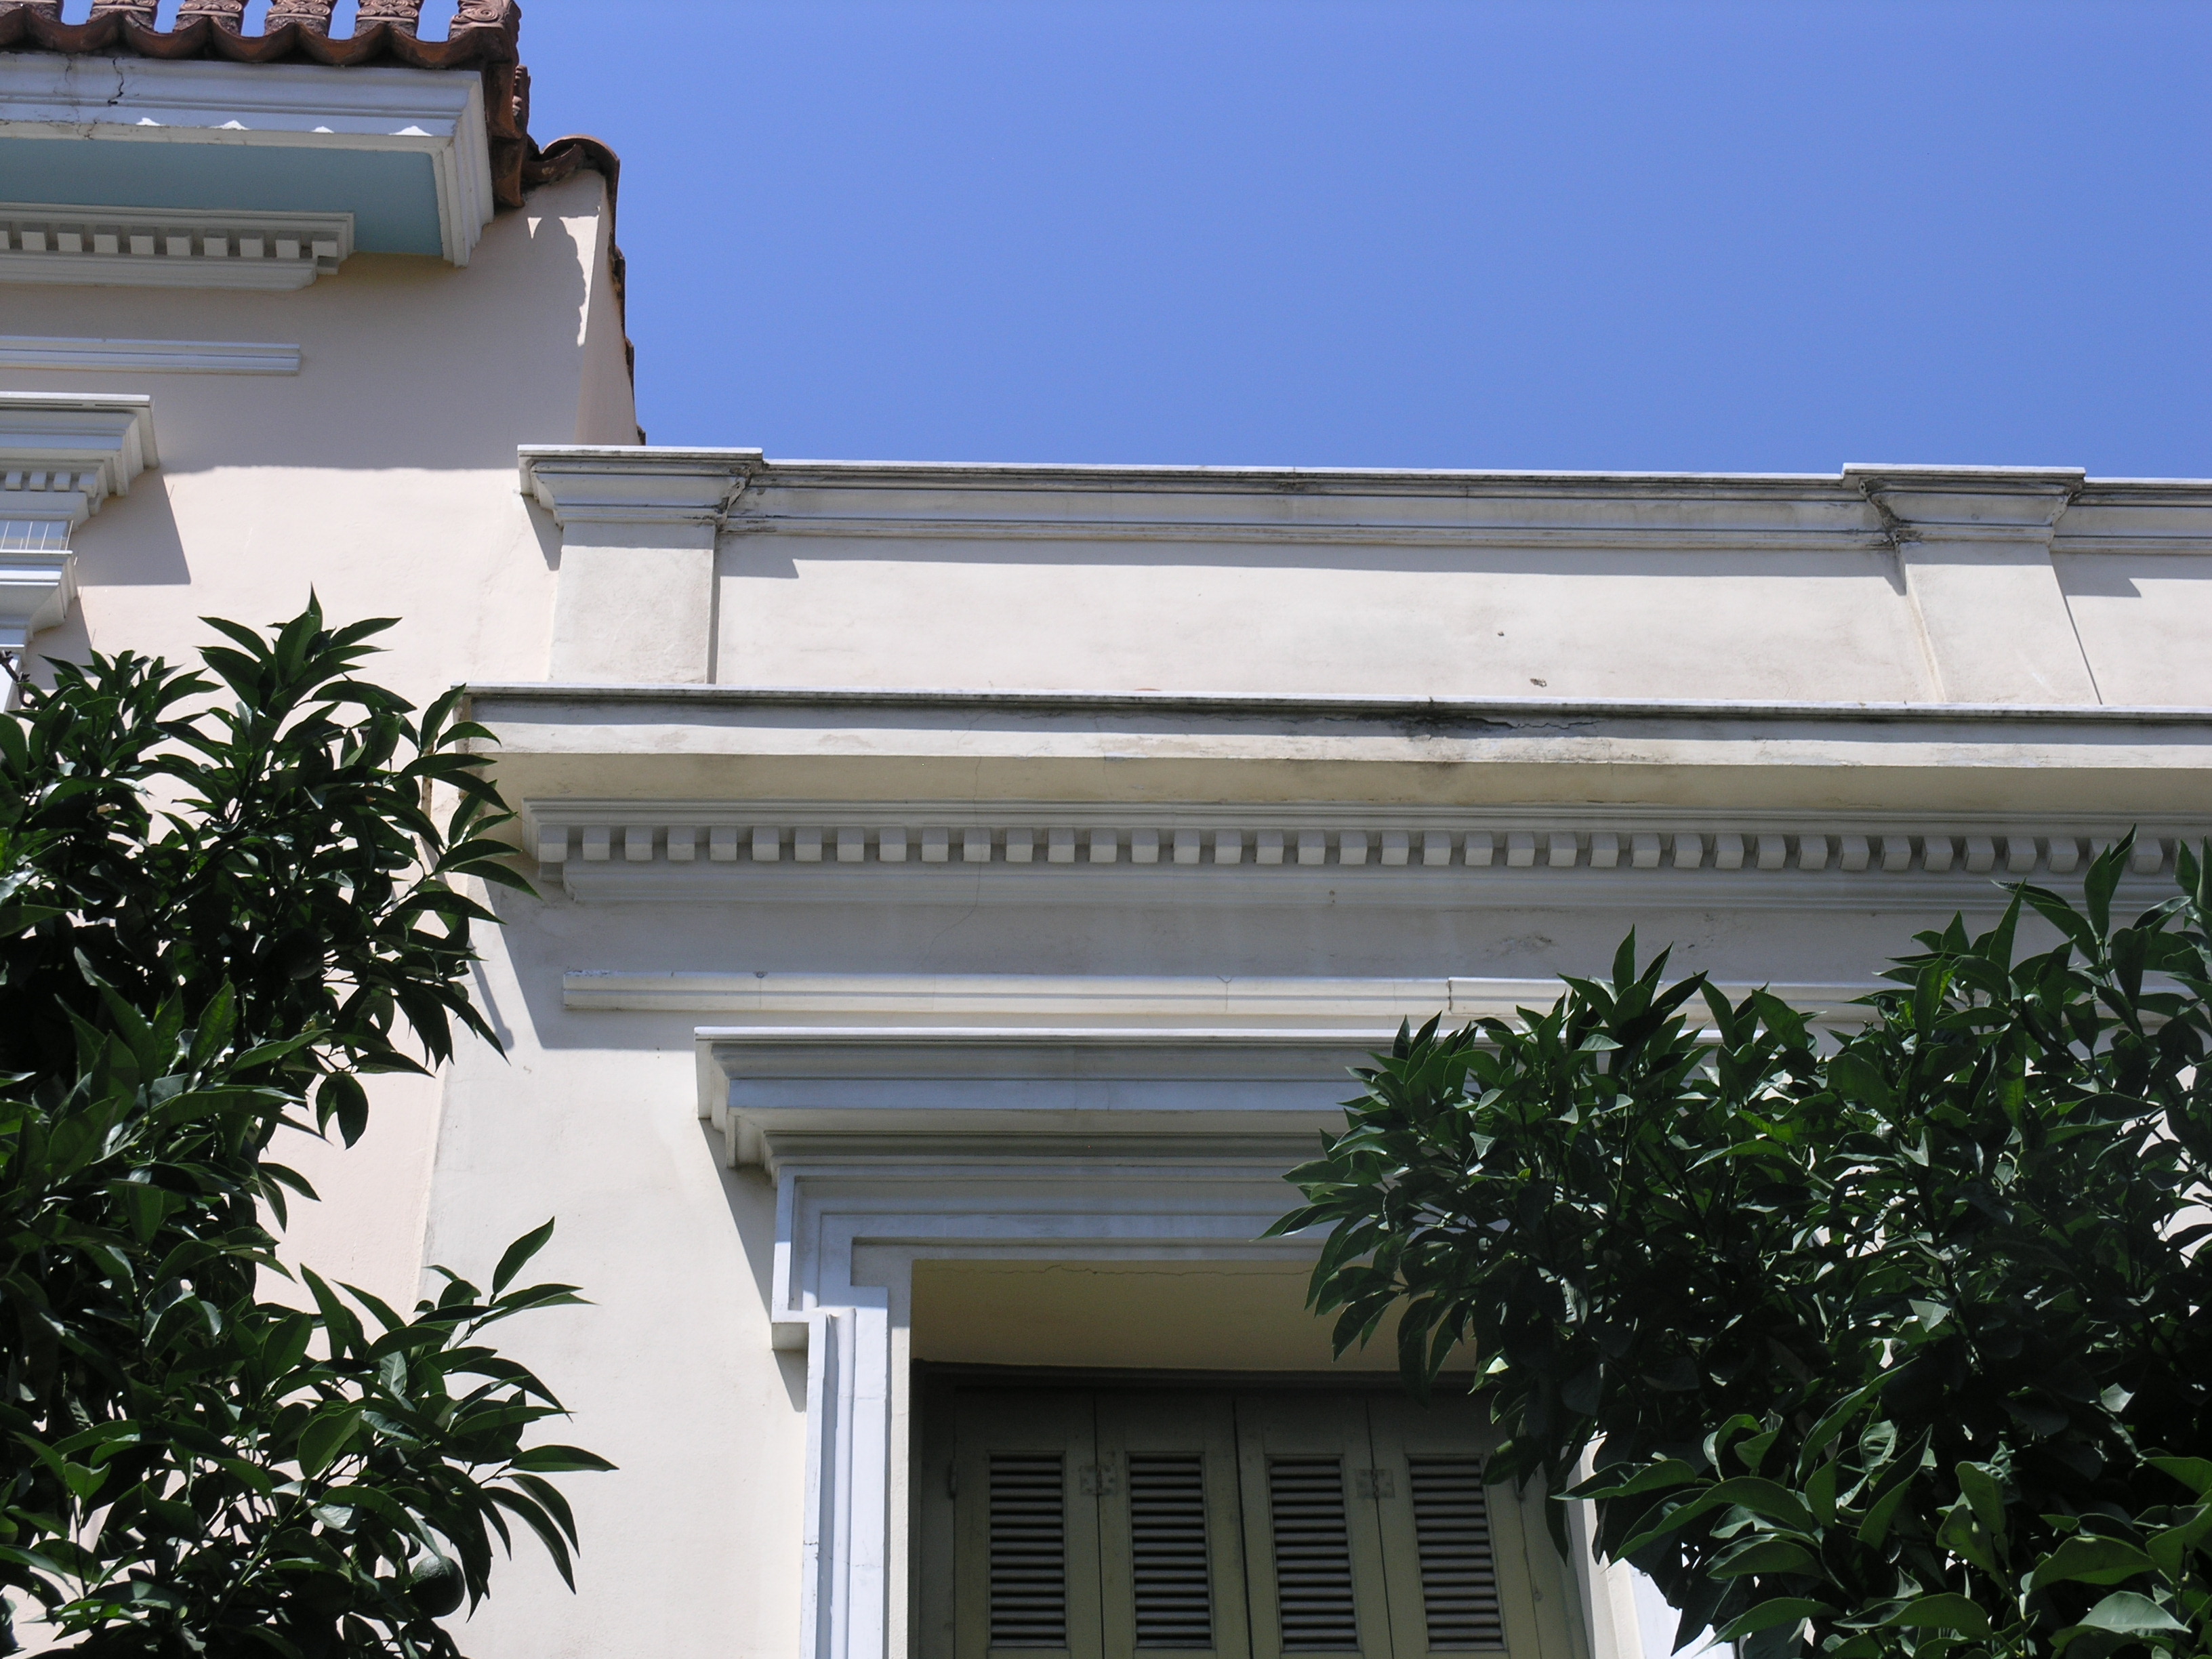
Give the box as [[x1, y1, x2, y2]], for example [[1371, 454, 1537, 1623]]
[[991, 1453, 1068, 1648], [1267, 1457, 1361, 1653], [1129, 1453, 1213, 1648], [1408, 1458, 1503, 1650]]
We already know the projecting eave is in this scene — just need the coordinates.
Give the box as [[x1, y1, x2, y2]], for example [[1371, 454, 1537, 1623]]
[[0, 53, 494, 267]]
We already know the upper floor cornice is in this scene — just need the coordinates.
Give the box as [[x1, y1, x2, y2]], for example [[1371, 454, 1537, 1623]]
[[515, 449, 2212, 554]]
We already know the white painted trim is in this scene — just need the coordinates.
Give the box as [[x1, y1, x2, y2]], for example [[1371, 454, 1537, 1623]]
[[429, 75, 493, 269], [697, 1019, 1603, 1659], [520, 447, 762, 527], [0, 335, 300, 374], [0, 57, 493, 264], [0, 254, 319, 292], [575, 969, 1883, 1030], [761, 1143, 1340, 1659], [586, 970, 1455, 1020], [0, 203, 351, 289], [703, 1027, 1370, 1168], [0, 392, 156, 647], [0, 392, 158, 511]]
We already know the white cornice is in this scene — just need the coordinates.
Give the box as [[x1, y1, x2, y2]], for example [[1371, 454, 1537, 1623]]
[[520, 446, 760, 530], [1847, 464, 2083, 547], [0, 203, 352, 290], [700, 1027, 1374, 1170], [475, 682, 2212, 724], [0, 56, 491, 264], [513, 448, 2212, 554], [525, 797, 2192, 911], [0, 392, 156, 649], [0, 335, 300, 374]]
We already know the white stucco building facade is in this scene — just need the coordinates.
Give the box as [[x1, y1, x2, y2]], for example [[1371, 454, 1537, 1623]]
[[4, 9, 2209, 1659]]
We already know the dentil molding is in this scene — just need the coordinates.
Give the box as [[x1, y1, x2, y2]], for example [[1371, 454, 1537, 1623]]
[[525, 798, 2194, 911], [0, 204, 353, 290]]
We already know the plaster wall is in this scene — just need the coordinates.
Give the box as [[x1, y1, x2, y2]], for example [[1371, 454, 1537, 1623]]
[[1, 169, 632, 1311], [1, 169, 624, 700], [413, 888, 808, 1659], [717, 539, 1936, 701], [2057, 552, 2212, 705]]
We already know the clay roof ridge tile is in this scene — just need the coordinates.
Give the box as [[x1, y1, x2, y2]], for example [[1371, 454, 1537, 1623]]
[[0, 0, 520, 68]]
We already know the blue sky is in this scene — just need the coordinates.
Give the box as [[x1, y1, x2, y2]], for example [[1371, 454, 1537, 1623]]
[[508, 0, 2210, 475]]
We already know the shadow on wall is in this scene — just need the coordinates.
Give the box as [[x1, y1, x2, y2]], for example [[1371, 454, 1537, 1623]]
[[699, 1120, 808, 1414], [72, 472, 193, 588], [2058, 560, 2144, 598], [17, 476, 193, 676], [720, 533, 1914, 583]]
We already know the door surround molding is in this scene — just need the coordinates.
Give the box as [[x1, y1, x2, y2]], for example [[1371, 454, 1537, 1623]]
[[700, 1029, 1640, 1659]]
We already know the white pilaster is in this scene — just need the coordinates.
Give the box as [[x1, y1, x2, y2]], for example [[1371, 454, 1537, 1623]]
[[521, 447, 760, 684], [1849, 465, 2097, 704], [0, 393, 157, 650]]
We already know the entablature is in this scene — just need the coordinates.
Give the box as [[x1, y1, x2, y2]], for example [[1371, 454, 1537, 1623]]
[[516, 451, 2212, 702]]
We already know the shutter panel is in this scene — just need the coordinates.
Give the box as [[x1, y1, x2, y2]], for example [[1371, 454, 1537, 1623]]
[[954, 1392, 1105, 1659], [1267, 1456, 1363, 1652], [1366, 1394, 1578, 1659], [1404, 1458, 1502, 1649], [1129, 1454, 1211, 1645], [1233, 1395, 1395, 1659], [1097, 1391, 1250, 1659], [993, 1452, 1073, 1647]]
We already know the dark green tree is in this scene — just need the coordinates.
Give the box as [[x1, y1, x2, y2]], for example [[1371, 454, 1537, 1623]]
[[0, 605, 609, 1658], [1276, 842, 2211, 1659]]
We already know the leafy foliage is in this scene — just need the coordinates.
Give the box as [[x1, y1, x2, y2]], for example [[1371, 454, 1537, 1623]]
[[0, 605, 610, 1657], [1275, 838, 2212, 1659]]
